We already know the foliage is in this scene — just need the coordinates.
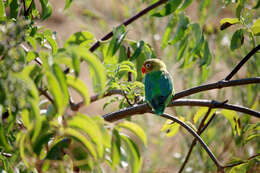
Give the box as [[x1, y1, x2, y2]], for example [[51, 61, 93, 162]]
[[0, 0, 259, 173]]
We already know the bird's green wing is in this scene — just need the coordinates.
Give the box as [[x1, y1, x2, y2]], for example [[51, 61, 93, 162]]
[[145, 70, 173, 115]]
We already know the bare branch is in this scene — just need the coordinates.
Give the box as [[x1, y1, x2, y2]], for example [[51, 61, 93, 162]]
[[225, 44, 260, 80], [103, 99, 260, 122], [172, 77, 260, 100], [160, 113, 223, 170]]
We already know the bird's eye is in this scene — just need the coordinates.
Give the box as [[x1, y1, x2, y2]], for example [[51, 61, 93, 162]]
[[145, 63, 151, 68]]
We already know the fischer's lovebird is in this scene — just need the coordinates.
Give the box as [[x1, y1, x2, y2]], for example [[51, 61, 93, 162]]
[[142, 59, 174, 115]]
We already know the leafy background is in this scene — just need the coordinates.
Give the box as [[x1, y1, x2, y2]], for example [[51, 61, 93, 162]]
[[0, 0, 259, 173]]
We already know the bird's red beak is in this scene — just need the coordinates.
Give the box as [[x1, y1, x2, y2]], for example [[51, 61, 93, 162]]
[[142, 66, 146, 74]]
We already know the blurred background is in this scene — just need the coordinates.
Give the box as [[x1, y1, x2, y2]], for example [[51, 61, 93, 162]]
[[39, 0, 259, 172]]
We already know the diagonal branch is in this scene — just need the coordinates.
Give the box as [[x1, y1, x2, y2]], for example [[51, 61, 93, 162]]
[[160, 113, 223, 171], [225, 44, 260, 81], [178, 106, 218, 173], [103, 99, 260, 122], [89, 0, 169, 52]]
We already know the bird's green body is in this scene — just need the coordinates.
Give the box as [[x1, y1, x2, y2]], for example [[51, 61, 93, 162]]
[[142, 59, 174, 115]]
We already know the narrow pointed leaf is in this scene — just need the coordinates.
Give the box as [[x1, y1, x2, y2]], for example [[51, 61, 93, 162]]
[[220, 18, 240, 30], [118, 121, 147, 146], [151, 0, 182, 17], [66, 75, 90, 106], [64, 128, 97, 160], [68, 113, 103, 158]]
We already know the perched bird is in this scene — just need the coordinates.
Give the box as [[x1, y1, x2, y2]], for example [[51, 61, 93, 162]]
[[142, 59, 174, 115]]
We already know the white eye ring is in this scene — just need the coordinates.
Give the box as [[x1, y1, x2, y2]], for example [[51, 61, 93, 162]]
[[145, 63, 151, 68]]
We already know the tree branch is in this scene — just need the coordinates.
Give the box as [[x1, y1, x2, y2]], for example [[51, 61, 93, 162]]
[[172, 77, 260, 100], [178, 107, 218, 173], [160, 113, 223, 170], [103, 99, 260, 122], [225, 44, 260, 81], [89, 0, 169, 52], [223, 153, 260, 168]]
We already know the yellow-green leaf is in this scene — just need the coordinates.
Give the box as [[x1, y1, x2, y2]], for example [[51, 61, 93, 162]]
[[68, 113, 103, 158], [120, 134, 142, 173], [193, 107, 215, 123], [66, 75, 90, 106], [252, 18, 260, 36], [64, 128, 97, 160], [220, 18, 240, 30], [76, 47, 106, 94], [221, 109, 241, 135], [118, 121, 147, 146], [111, 129, 121, 169]]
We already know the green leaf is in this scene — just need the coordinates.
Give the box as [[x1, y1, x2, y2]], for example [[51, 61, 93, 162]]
[[120, 134, 142, 173], [69, 51, 80, 77], [52, 64, 69, 105], [161, 120, 180, 137], [230, 29, 244, 51], [200, 41, 212, 67], [193, 107, 214, 123], [65, 0, 73, 9], [229, 163, 247, 173], [26, 51, 38, 62], [220, 18, 240, 30], [33, 132, 53, 156], [151, 0, 182, 17], [118, 121, 147, 146], [66, 75, 90, 106], [253, 0, 260, 9], [118, 61, 137, 79], [252, 18, 260, 36], [179, 0, 193, 11], [236, 0, 245, 18], [161, 15, 178, 49], [68, 113, 103, 158], [44, 30, 58, 54], [176, 35, 188, 61], [107, 25, 127, 57], [0, 124, 12, 151], [245, 134, 260, 143], [46, 138, 71, 160], [10, 0, 19, 19], [64, 31, 95, 48], [46, 71, 66, 115], [64, 128, 97, 160], [161, 117, 185, 138], [111, 129, 121, 169], [221, 109, 241, 135], [39, 0, 52, 20], [0, 0, 6, 22], [77, 47, 106, 94], [21, 109, 31, 129], [130, 40, 144, 61], [169, 13, 189, 45]]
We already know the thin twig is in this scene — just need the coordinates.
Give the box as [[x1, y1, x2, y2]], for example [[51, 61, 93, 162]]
[[103, 99, 260, 122], [223, 153, 260, 168], [89, 0, 169, 52], [123, 91, 133, 106], [225, 44, 260, 80], [179, 107, 213, 173], [38, 88, 54, 104], [160, 113, 223, 170], [70, 90, 124, 111], [178, 110, 217, 173]]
